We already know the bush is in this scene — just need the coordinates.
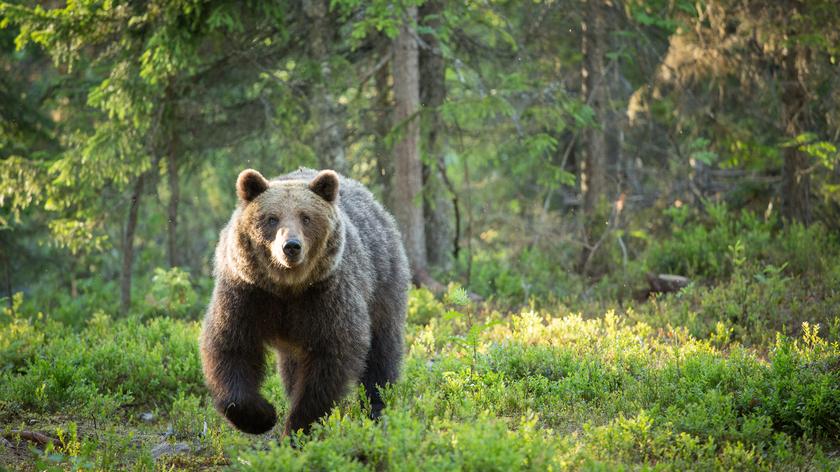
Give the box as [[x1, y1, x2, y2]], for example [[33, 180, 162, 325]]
[[462, 247, 582, 308], [630, 260, 840, 346], [406, 287, 444, 326], [21, 278, 121, 327], [143, 267, 200, 319], [0, 312, 203, 420], [645, 203, 838, 280]]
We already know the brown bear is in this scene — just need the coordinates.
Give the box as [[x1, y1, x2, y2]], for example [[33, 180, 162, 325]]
[[200, 168, 409, 436]]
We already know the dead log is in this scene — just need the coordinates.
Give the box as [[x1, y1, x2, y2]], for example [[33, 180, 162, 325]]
[[646, 273, 691, 294], [2, 430, 57, 448]]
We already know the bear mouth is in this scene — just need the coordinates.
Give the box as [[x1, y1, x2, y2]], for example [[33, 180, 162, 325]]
[[280, 259, 301, 269], [272, 254, 303, 270]]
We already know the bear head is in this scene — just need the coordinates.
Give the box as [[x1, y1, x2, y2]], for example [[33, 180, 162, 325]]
[[233, 168, 342, 289]]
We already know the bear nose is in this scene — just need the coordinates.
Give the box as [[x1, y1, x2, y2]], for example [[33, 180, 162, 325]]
[[283, 239, 302, 258]]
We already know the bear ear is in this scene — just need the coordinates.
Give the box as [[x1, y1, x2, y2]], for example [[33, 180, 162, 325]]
[[236, 169, 269, 202], [309, 170, 339, 203]]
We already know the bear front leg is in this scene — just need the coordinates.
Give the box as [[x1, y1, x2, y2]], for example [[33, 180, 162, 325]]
[[283, 354, 359, 436], [201, 321, 277, 434]]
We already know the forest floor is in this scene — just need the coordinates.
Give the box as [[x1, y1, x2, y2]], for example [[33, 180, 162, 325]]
[[1, 277, 839, 471]]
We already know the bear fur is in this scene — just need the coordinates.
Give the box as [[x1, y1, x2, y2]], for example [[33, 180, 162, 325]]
[[200, 168, 409, 435]]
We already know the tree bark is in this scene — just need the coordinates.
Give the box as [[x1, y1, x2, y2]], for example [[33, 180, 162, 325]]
[[304, 0, 348, 174], [120, 172, 146, 313], [780, 48, 810, 224], [580, 0, 609, 216], [578, 0, 611, 275], [166, 137, 180, 268], [1, 236, 13, 315], [605, 58, 625, 195], [374, 43, 393, 202], [419, 0, 454, 271], [391, 6, 434, 287]]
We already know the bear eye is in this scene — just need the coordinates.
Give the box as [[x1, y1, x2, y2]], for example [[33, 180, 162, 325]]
[[301, 214, 311, 225], [266, 216, 279, 227]]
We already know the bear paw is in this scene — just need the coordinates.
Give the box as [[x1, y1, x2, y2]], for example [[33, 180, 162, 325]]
[[369, 402, 385, 420], [220, 397, 277, 434]]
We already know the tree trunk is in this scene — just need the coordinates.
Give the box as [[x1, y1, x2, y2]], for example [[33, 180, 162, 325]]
[[120, 172, 146, 313], [780, 49, 810, 224], [1, 236, 13, 315], [392, 6, 434, 287], [166, 137, 180, 268], [419, 0, 455, 271], [578, 0, 610, 274], [374, 43, 393, 201], [580, 0, 609, 216], [304, 0, 348, 174], [605, 59, 625, 194]]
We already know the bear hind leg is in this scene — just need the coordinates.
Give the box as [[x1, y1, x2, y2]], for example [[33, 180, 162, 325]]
[[360, 326, 403, 420], [284, 353, 361, 436], [278, 352, 299, 399]]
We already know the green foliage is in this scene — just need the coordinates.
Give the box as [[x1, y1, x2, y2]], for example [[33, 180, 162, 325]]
[[406, 287, 444, 326], [687, 137, 719, 166], [631, 207, 840, 345], [464, 246, 582, 308], [144, 267, 199, 319], [645, 204, 839, 280], [169, 392, 206, 440], [0, 296, 50, 372], [442, 283, 498, 373], [332, 0, 423, 44], [22, 277, 120, 327], [0, 311, 203, 420], [634, 258, 840, 346], [0, 155, 45, 227], [2, 286, 839, 469], [0, 0, 297, 255]]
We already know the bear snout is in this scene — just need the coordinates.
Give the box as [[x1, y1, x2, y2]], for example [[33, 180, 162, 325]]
[[271, 235, 305, 267], [283, 239, 302, 258]]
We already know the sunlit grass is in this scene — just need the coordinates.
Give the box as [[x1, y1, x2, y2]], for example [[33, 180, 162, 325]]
[[1, 286, 838, 470]]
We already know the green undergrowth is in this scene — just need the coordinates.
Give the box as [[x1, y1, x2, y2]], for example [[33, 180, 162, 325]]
[[461, 204, 840, 312], [1, 285, 839, 470], [629, 207, 840, 347], [645, 204, 839, 281], [0, 312, 203, 419], [629, 262, 840, 348]]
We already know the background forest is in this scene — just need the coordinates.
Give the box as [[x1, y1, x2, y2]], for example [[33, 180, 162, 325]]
[[1, 0, 840, 470]]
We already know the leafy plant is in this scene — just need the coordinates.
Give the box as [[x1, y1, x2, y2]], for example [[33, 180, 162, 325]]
[[442, 284, 497, 374], [145, 267, 199, 319]]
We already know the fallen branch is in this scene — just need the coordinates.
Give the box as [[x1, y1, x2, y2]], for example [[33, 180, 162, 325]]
[[646, 273, 691, 294], [3, 430, 57, 448]]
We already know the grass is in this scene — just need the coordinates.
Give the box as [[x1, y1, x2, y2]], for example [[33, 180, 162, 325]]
[[1, 285, 839, 470]]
